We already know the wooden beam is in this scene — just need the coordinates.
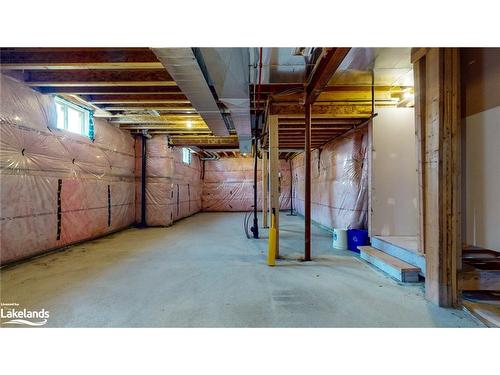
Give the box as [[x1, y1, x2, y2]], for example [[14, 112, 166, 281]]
[[35, 86, 182, 94], [279, 118, 361, 124], [0, 47, 160, 64], [279, 127, 349, 132], [461, 269, 500, 291], [411, 48, 430, 64], [170, 136, 238, 146], [1, 62, 163, 70], [22, 69, 173, 83], [84, 94, 187, 102], [305, 48, 351, 104], [416, 48, 462, 307], [104, 107, 195, 112], [271, 104, 372, 116], [94, 100, 191, 106], [28, 81, 176, 87]]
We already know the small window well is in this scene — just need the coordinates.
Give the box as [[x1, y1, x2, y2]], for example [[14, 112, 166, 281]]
[[55, 97, 92, 138], [182, 147, 192, 165]]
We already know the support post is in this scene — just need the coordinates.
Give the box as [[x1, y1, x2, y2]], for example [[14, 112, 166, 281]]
[[140, 135, 147, 227], [289, 159, 294, 215], [251, 135, 259, 238], [262, 150, 269, 228], [269, 115, 280, 258], [304, 103, 312, 261], [412, 48, 462, 307], [414, 54, 426, 255]]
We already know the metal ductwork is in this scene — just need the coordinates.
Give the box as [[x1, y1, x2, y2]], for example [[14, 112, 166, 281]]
[[152, 48, 229, 136], [198, 48, 252, 154], [249, 48, 316, 84]]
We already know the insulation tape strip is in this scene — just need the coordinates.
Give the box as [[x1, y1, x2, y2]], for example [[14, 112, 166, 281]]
[[177, 184, 180, 216], [57, 178, 62, 240], [108, 184, 111, 226]]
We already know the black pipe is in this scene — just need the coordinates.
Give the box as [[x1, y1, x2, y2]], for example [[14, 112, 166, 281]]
[[140, 135, 147, 227], [251, 133, 259, 239], [289, 159, 294, 216]]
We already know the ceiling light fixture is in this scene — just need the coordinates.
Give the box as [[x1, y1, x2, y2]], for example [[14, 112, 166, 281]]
[[187, 120, 193, 128]]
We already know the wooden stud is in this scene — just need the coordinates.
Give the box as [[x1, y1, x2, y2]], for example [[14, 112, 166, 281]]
[[414, 48, 462, 307]]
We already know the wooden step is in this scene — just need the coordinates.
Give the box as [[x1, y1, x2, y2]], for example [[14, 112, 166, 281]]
[[371, 236, 426, 274], [358, 246, 421, 282], [462, 300, 500, 328]]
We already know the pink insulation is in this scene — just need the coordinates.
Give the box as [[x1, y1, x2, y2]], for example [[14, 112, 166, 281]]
[[135, 135, 202, 226], [0, 75, 136, 265], [202, 156, 291, 212], [291, 127, 368, 230]]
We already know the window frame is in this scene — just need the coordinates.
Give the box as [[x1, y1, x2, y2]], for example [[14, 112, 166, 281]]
[[182, 147, 192, 165], [54, 96, 91, 138]]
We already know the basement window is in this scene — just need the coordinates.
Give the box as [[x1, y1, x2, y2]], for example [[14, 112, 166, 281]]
[[55, 97, 92, 138], [182, 147, 192, 165]]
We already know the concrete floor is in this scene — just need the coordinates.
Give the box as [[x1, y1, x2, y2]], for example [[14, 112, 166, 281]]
[[0, 212, 481, 327]]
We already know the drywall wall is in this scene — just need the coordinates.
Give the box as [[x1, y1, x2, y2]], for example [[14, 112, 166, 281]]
[[291, 126, 368, 230], [461, 48, 500, 118], [462, 48, 500, 251], [0, 75, 136, 265], [202, 156, 291, 211], [135, 135, 202, 226], [464, 107, 500, 250], [371, 107, 418, 236]]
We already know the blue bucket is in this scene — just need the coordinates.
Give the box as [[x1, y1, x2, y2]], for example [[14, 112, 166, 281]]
[[347, 229, 369, 253]]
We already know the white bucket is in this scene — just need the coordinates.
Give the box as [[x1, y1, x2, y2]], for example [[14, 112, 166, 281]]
[[332, 228, 348, 250]]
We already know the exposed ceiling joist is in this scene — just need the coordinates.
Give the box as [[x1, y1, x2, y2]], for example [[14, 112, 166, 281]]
[[35, 86, 183, 94], [271, 103, 371, 116], [27, 81, 176, 87], [305, 48, 351, 104], [0, 62, 163, 70]]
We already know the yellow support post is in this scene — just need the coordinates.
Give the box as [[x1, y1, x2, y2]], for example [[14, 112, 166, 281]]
[[267, 209, 277, 266]]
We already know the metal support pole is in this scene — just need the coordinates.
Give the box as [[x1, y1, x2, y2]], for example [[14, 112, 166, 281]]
[[140, 135, 147, 227], [304, 103, 312, 261], [251, 134, 259, 238], [289, 159, 294, 216]]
